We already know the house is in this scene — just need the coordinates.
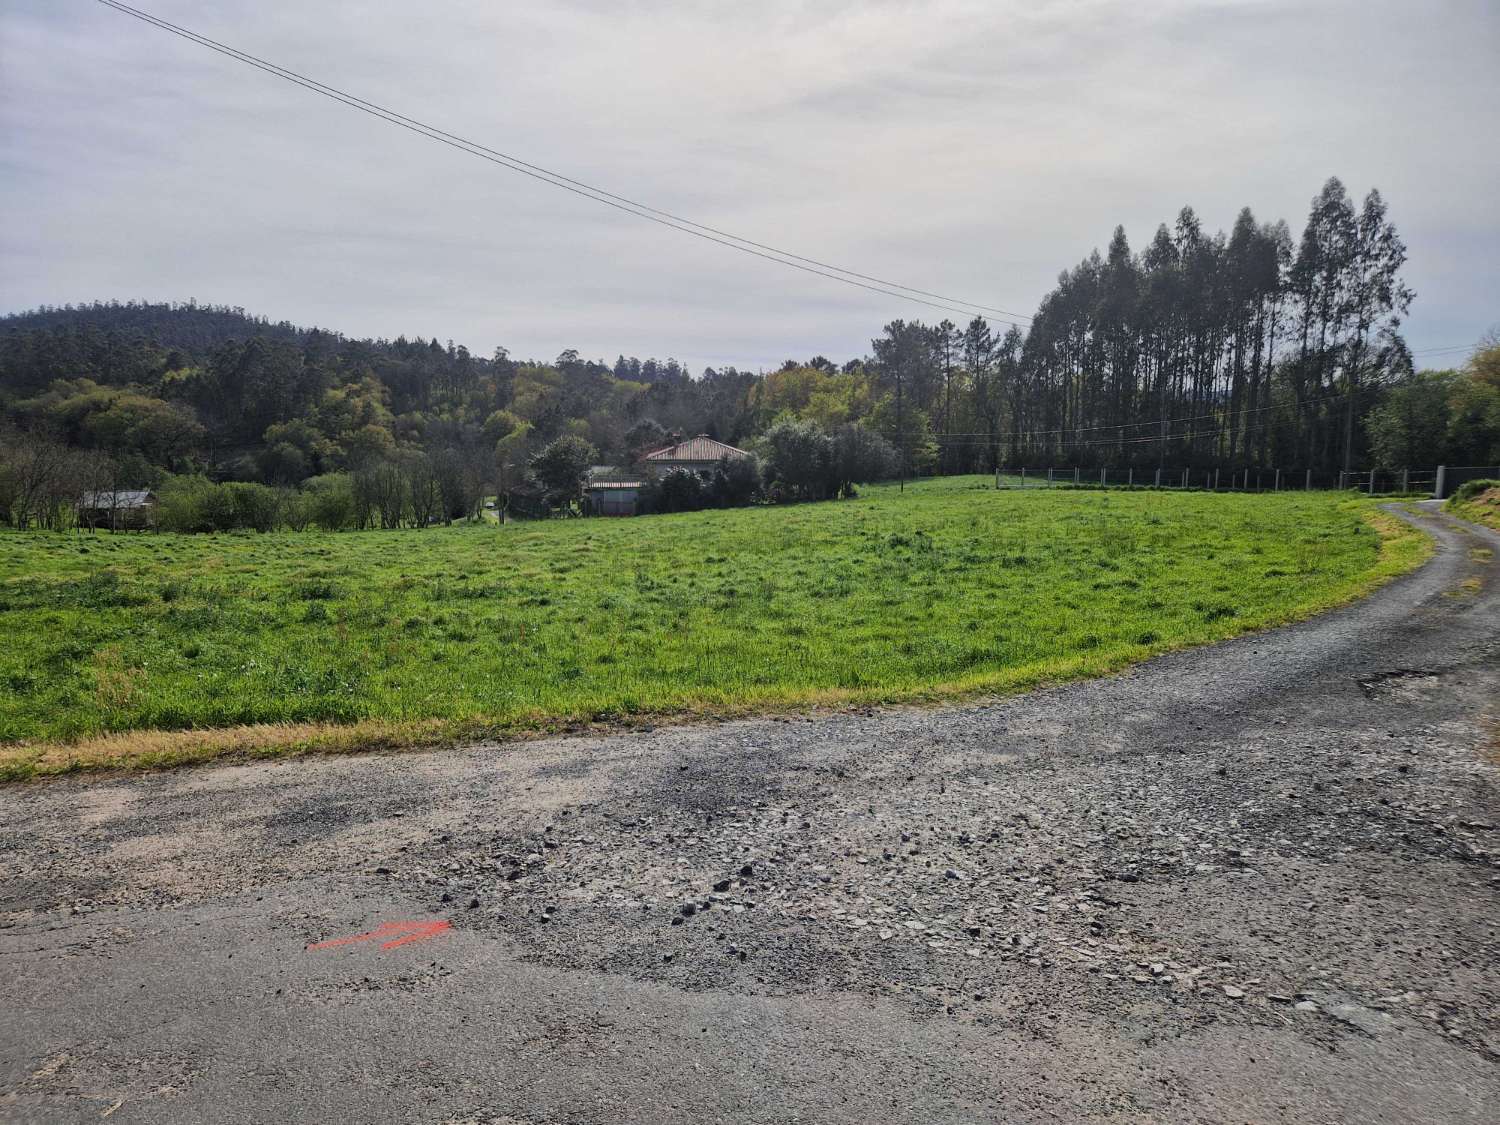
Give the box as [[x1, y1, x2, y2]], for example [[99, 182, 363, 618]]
[[79, 489, 158, 530], [642, 435, 752, 480], [582, 469, 644, 517]]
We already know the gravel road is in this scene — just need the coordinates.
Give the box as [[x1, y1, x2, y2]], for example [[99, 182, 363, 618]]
[[2, 504, 1497, 1124]]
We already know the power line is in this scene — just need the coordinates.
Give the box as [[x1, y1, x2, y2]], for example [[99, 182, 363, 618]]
[[92, 1, 1032, 328]]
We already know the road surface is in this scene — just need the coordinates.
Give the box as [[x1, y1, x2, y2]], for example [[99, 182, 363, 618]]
[[2, 504, 1497, 1123]]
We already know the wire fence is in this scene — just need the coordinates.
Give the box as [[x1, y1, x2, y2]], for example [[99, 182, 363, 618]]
[[996, 465, 1500, 498]]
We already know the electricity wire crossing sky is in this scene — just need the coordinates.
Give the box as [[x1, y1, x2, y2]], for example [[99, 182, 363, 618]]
[[2, 0, 1496, 369]]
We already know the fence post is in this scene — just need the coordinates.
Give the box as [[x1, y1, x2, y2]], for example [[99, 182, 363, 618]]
[[1274, 468, 1281, 492], [1434, 465, 1445, 499], [1048, 468, 1053, 485], [1101, 467, 1106, 487], [1021, 467, 1026, 488], [1306, 469, 1312, 490], [1074, 467, 1080, 485], [1128, 467, 1134, 487], [1401, 468, 1409, 494], [1368, 468, 1376, 496], [1213, 468, 1220, 491], [1181, 468, 1188, 488], [1155, 468, 1161, 487]]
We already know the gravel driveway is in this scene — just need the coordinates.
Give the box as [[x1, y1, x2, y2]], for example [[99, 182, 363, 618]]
[[2, 503, 1497, 1124]]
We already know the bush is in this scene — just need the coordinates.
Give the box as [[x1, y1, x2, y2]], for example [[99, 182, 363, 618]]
[[304, 473, 357, 530], [156, 476, 281, 531], [830, 423, 898, 494], [280, 488, 313, 531], [654, 467, 706, 513], [222, 482, 280, 532], [758, 418, 832, 501], [1449, 478, 1499, 505], [156, 475, 221, 533], [706, 455, 761, 507]]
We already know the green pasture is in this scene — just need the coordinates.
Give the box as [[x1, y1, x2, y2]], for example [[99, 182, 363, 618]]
[[0, 476, 1428, 776]]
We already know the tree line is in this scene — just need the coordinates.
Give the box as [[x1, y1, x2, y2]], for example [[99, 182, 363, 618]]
[[2, 176, 1497, 531]]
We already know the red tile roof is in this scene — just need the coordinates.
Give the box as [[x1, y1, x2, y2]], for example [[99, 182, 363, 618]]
[[642, 435, 751, 463]]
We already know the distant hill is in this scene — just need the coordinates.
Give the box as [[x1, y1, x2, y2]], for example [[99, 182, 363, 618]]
[[0, 300, 320, 354]]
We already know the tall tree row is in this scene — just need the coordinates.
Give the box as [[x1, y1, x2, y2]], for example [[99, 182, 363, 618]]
[[865, 177, 1418, 473]]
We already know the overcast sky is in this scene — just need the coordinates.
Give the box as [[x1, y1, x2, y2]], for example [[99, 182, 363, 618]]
[[3, 1, 1496, 372]]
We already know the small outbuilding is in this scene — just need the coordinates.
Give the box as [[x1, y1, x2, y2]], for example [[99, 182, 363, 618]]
[[79, 489, 158, 530], [582, 471, 644, 517]]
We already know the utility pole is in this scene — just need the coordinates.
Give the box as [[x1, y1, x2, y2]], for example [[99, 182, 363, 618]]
[[897, 357, 905, 493]]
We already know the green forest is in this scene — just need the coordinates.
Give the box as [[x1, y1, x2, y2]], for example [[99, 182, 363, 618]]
[[2, 176, 1497, 531]]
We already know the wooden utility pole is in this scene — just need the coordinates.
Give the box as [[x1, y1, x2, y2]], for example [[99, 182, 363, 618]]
[[897, 358, 905, 493]]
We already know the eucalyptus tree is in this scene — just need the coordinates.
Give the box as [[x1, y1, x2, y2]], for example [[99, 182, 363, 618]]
[[871, 320, 938, 483], [962, 317, 1000, 470]]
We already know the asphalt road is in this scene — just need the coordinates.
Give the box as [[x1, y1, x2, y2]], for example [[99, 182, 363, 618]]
[[2, 503, 1497, 1124]]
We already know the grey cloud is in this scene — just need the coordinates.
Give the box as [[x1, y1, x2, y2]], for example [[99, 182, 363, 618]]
[[2, 0, 1496, 370]]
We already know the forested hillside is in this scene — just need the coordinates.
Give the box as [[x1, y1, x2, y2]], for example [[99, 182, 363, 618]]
[[2, 176, 1497, 531]]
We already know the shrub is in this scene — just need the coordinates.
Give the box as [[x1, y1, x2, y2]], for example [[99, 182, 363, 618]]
[[1449, 478, 1499, 505], [222, 482, 280, 532], [156, 476, 282, 531], [830, 423, 898, 494], [655, 467, 706, 513], [304, 473, 357, 531], [758, 417, 832, 501], [706, 455, 761, 507], [280, 488, 313, 532], [156, 475, 221, 533]]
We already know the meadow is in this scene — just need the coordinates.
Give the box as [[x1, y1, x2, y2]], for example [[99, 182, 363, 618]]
[[0, 477, 1427, 777]]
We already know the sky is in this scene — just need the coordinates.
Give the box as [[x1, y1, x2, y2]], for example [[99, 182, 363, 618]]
[[2, 0, 1497, 372]]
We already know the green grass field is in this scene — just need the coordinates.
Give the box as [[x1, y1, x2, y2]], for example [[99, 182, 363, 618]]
[[0, 477, 1428, 777]]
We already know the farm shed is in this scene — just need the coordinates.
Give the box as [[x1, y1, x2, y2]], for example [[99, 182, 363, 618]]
[[583, 473, 644, 516], [642, 435, 751, 479], [78, 489, 158, 530]]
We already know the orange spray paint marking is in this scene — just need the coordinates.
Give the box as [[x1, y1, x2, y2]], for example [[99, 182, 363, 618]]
[[307, 919, 451, 952]]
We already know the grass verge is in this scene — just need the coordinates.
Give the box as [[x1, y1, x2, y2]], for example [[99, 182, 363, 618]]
[[1448, 485, 1500, 532]]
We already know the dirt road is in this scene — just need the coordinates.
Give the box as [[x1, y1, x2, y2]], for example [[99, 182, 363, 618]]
[[2, 504, 1497, 1123]]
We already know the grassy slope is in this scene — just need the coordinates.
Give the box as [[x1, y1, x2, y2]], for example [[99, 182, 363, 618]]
[[1449, 486, 1500, 531], [0, 478, 1429, 778]]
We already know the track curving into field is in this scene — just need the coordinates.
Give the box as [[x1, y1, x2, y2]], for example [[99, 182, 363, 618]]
[[1, 504, 1497, 1123]]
